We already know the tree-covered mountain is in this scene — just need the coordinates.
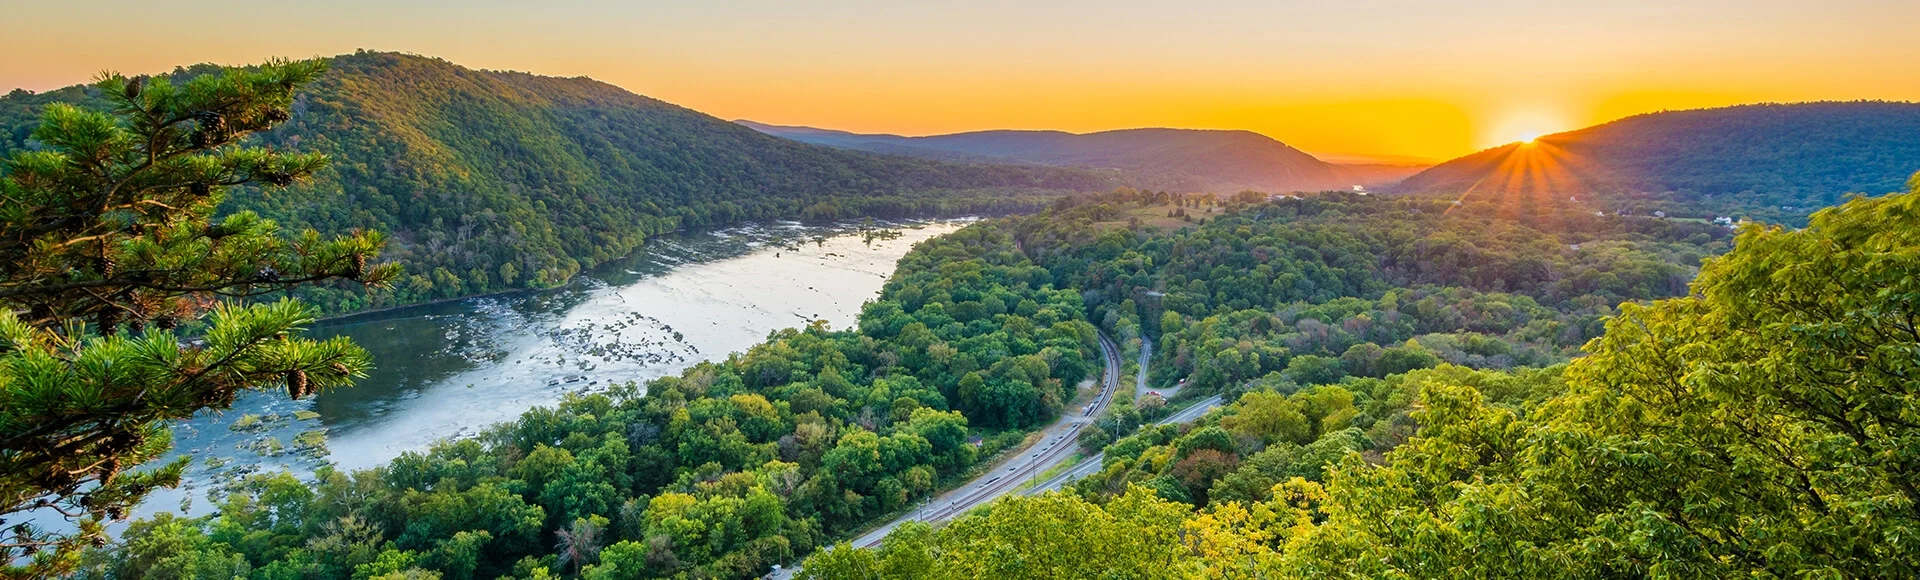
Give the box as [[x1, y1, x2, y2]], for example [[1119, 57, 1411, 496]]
[[737, 121, 1400, 192], [1392, 102, 1920, 220], [0, 52, 1109, 312]]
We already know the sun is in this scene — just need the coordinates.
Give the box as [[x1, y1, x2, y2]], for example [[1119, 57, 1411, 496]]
[[1482, 108, 1570, 148]]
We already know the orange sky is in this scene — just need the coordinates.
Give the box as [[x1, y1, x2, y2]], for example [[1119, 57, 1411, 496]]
[[5, 1, 1918, 163]]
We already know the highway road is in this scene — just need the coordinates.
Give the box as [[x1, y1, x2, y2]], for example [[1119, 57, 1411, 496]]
[[767, 335, 1229, 579], [840, 331, 1125, 549], [1022, 392, 1224, 495], [1028, 338, 1222, 495]]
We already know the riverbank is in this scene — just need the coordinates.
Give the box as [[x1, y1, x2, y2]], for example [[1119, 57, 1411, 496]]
[[307, 206, 1042, 325], [134, 217, 973, 522]]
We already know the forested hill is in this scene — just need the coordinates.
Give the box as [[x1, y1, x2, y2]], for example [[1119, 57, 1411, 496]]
[[0, 51, 1109, 311], [1392, 102, 1920, 217], [737, 121, 1381, 192]]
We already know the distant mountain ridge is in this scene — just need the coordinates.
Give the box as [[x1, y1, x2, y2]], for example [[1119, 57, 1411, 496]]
[[0, 52, 1109, 312], [739, 121, 1417, 192], [1393, 102, 1920, 213]]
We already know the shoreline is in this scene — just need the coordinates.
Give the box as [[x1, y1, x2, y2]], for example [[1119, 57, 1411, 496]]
[[309, 212, 996, 327]]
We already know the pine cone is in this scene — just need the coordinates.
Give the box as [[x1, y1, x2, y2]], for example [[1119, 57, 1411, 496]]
[[330, 362, 351, 376], [47, 470, 77, 489], [286, 370, 310, 399], [192, 111, 226, 132], [96, 310, 119, 333], [98, 459, 121, 484], [190, 182, 211, 196], [263, 108, 291, 123], [190, 111, 227, 148], [154, 315, 178, 330], [262, 172, 294, 186], [123, 76, 145, 100], [349, 253, 367, 280], [257, 266, 280, 282], [109, 431, 139, 450], [100, 256, 117, 278]]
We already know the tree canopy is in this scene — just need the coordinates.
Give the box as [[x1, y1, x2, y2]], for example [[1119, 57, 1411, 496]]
[[808, 178, 1920, 578], [0, 60, 393, 577]]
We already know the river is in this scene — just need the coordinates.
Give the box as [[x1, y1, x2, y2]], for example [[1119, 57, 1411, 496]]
[[139, 218, 967, 517]]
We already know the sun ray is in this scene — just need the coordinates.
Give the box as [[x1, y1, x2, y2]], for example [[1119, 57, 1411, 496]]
[[1444, 135, 1606, 231]]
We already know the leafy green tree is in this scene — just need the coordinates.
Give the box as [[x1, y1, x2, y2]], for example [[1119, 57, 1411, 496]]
[[1374, 340, 1442, 376], [73, 513, 249, 580], [305, 515, 387, 579], [803, 487, 1193, 579], [355, 549, 427, 579], [1220, 390, 1309, 445], [1282, 355, 1345, 386], [1528, 183, 1920, 576], [0, 60, 395, 576], [421, 530, 490, 580], [579, 540, 632, 579]]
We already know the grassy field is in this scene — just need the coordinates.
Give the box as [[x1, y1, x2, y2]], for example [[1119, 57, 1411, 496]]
[[1091, 202, 1220, 232]]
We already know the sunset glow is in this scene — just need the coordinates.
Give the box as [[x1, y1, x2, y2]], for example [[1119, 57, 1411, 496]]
[[1482, 108, 1573, 149], [4, 1, 1919, 162]]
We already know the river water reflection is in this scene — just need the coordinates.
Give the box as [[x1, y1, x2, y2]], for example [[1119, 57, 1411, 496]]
[[146, 218, 965, 516]]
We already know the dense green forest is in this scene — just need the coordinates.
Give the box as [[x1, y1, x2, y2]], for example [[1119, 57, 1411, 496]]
[[1018, 187, 1722, 395], [800, 181, 1920, 577], [75, 185, 1764, 579], [0, 51, 1107, 314], [1393, 102, 1920, 224], [76, 221, 1106, 579], [953, 186, 1723, 503], [993, 188, 1727, 505]]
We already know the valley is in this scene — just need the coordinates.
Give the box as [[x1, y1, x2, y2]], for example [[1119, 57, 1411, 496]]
[[2, 20, 1917, 578]]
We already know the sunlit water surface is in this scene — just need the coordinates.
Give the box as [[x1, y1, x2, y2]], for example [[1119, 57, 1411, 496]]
[[137, 218, 966, 518]]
